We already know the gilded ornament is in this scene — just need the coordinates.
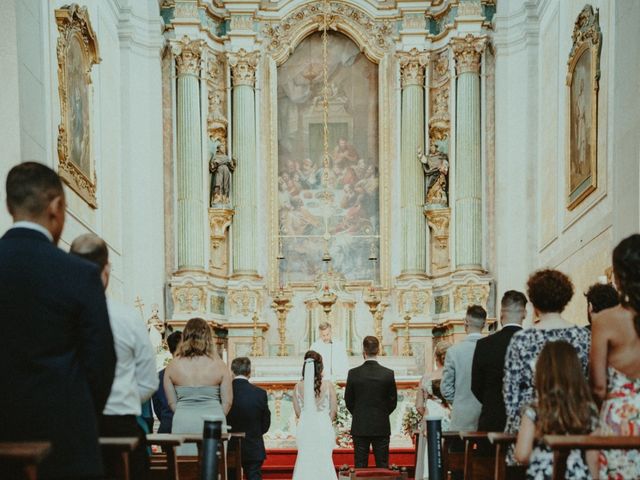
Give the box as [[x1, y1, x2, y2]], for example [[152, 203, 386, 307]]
[[172, 282, 206, 313], [453, 282, 490, 312], [398, 49, 429, 88], [426, 208, 451, 272], [451, 34, 487, 75], [228, 49, 259, 87], [173, 36, 204, 77]]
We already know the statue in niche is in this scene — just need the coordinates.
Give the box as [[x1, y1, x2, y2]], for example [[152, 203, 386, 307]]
[[209, 139, 236, 206], [419, 143, 449, 206]]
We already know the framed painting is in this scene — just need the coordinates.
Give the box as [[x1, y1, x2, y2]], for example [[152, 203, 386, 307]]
[[566, 5, 602, 211], [55, 4, 100, 208]]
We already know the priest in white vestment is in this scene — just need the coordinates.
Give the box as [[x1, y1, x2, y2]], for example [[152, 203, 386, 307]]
[[310, 322, 350, 380]]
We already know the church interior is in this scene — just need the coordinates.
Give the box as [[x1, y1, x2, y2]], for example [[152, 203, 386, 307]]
[[2, 0, 640, 477]]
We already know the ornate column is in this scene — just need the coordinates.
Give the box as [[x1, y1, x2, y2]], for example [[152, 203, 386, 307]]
[[174, 37, 205, 271], [398, 49, 429, 277], [229, 49, 259, 278], [452, 35, 486, 269]]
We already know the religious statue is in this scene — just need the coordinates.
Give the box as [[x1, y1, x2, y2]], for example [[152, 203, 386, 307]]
[[209, 139, 236, 206], [419, 144, 449, 206]]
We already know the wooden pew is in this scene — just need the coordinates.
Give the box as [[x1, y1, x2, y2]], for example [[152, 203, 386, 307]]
[[544, 435, 640, 480], [459, 432, 493, 480], [99, 437, 139, 480], [147, 434, 185, 480], [0, 442, 51, 480], [442, 431, 464, 479], [487, 433, 525, 480]]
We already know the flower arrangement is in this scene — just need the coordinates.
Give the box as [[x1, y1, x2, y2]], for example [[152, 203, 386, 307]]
[[334, 384, 353, 448], [401, 404, 422, 437]]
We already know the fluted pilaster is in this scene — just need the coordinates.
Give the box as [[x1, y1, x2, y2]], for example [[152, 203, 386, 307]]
[[398, 49, 429, 276], [229, 49, 259, 277], [452, 35, 486, 269], [174, 37, 205, 271]]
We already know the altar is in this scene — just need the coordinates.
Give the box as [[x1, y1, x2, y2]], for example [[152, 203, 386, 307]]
[[160, 0, 497, 454], [251, 355, 420, 449]]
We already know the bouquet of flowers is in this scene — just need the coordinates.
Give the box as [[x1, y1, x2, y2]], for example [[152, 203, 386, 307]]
[[333, 384, 353, 448], [401, 404, 422, 437]]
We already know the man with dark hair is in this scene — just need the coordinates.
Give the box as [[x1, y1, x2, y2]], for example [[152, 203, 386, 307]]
[[441, 305, 487, 432], [153, 330, 183, 434], [0, 162, 116, 479], [70, 233, 158, 480], [585, 282, 619, 328], [471, 291, 527, 431], [345, 336, 397, 468], [226, 357, 271, 480]]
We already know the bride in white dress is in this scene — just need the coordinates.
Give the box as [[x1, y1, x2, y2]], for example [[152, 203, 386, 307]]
[[292, 350, 338, 480]]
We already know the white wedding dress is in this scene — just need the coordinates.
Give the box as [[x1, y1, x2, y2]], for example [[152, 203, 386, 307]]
[[292, 359, 338, 480]]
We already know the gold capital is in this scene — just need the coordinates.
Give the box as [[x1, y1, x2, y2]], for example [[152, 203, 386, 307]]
[[397, 48, 429, 88], [173, 36, 204, 77], [451, 34, 487, 75], [228, 49, 259, 87]]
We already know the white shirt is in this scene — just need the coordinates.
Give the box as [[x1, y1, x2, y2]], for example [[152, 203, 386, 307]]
[[309, 338, 350, 380], [12, 221, 53, 242], [103, 298, 158, 416]]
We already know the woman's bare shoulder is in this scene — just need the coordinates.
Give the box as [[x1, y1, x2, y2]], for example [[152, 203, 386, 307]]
[[593, 304, 633, 329]]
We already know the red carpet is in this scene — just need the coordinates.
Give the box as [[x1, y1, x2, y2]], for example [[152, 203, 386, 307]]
[[262, 448, 416, 479]]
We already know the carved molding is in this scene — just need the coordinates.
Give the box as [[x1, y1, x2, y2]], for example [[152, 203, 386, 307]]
[[569, 4, 602, 77], [397, 48, 429, 88], [398, 285, 431, 316], [229, 286, 264, 317], [453, 282, 490, 313], [230, 14, 254, 31], [262, 2, 395, 65], [173, 36, 204, 77], [457, 1, 483, 17], [451, 34, 487, 76], [426, 208, 451, 273], [206, 52, 228, 145], [172, 282, 206, 314], [228, 49, 259, 87], [55, 4, 100, 208], [209, 208, 234, 249]]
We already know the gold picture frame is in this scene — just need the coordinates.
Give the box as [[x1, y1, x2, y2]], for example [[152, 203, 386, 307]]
[[55, 4, 100, 208], [566, 5, 601, 211]]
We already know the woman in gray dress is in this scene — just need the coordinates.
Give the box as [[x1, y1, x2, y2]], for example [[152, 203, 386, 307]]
[[164, 317, 233, 455]]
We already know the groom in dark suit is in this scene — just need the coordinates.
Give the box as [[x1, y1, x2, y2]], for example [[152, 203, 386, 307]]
[[226, 357, 271, 480], [0, 162, 116, 479], [471, 290, 527, 432], [345, 336, 397, 468]]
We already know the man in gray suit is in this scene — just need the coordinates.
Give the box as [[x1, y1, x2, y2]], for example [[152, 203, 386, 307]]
[[441, 305, 486, 432]]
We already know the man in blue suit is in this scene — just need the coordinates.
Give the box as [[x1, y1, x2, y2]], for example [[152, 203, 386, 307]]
[[0, 162, 116, 479], [226, 357, 271, 480]]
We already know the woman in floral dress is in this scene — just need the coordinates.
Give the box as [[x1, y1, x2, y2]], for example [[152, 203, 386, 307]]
[[514, 341, 598, 479], [591, 234, 640, 478], [503, 270, 591, 463]]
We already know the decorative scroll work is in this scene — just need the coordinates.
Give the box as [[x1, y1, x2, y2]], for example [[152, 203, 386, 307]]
[[426, 208, 450, 274], [453, 281, 490, 312], [429, 49, 451, 141], [55, 4, 100, 208], [263, 2, 396, 65], [397, 49, 429, 88], [173, 36, 204, 76], [228, 49, 259, 87], [451, 34, 487, 75]]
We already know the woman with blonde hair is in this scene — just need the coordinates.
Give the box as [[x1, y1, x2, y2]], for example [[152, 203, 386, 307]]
[[164, 317, 232, 455]]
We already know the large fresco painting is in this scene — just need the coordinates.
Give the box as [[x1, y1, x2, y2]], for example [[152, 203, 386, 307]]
[[277, 32, 379, 283]]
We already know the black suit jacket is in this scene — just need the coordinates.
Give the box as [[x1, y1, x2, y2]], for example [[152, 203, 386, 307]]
[[471, 325, 522, 432], [226, 378, 271, 463], [0, 228, 116, 479], [345, 360, 397, 437]]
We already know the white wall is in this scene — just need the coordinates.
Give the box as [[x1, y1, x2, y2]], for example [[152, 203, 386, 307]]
[[0, 0, 166, 315], [494, 0, 640, 324]]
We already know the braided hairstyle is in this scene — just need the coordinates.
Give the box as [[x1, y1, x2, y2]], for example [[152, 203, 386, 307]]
[[612, 234, 640, 337], [302, 350, 323, 398]]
